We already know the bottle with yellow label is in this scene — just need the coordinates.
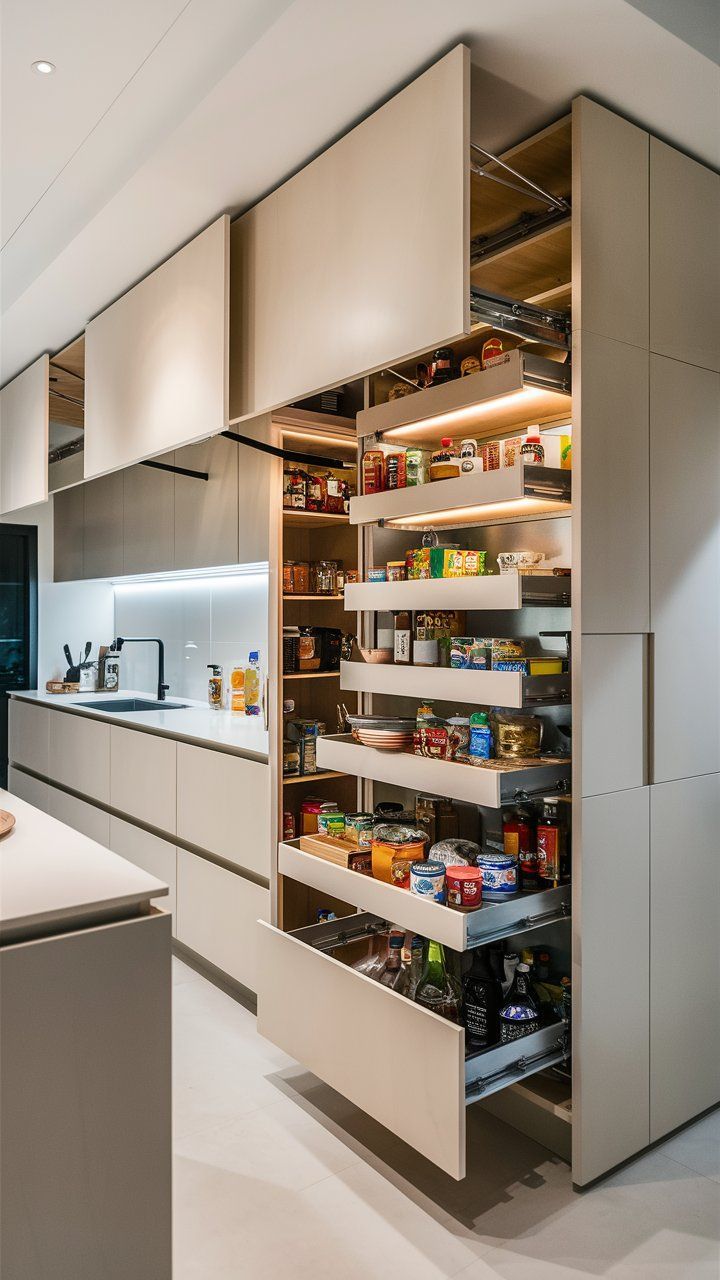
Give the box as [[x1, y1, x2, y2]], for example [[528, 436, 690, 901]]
[[244, 651, 261, 716], [229, 665, 245, 713]]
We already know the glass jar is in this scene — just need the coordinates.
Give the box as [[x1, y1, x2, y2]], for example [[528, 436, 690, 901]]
[[312, 560, 337, 595]]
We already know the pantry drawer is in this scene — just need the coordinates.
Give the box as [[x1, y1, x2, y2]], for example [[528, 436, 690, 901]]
[[257, 912, 568, 1180]]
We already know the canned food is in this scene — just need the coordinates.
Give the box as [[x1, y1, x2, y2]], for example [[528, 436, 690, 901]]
[[345, 812, 374, 848], [445, 865, 483, 910], [318, 811, 346, 838], [410, 860, 446, 903], [476, 851, 518, 899], [386, 561, 407, 582]]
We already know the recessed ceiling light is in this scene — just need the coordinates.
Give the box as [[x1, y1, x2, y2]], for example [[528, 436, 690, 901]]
[[32, 60, 55, 75]]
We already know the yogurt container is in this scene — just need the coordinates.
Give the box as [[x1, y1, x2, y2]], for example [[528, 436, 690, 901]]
[[476, 851, 518, 899], [410, 860, 446, 903]]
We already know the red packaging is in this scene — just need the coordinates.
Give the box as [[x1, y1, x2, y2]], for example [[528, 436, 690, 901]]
[[479, 440, 501, 471], [283, 811, 296, 840], [384, 451, 407, 490], [362, 450, 385, 494], [446, 865, 483, 911]]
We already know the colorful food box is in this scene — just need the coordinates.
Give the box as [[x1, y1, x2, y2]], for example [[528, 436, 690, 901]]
[[430, 548, 465, 578], [450, 637, 489, 669]]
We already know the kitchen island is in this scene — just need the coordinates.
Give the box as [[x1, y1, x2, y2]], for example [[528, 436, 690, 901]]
[[0, 791, 171, 1280]]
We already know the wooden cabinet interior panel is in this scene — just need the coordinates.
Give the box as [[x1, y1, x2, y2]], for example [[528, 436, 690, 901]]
[[650, 355, 720, 783], [84, 216, 229, 478], [82, 470, 124, 579], [650, 139, 720, 372], [650, 775, 720, 1140], [0, 355, 49, 515], [572, 97, 649, 347], [230, 46, 469, 418], [574, 331, 649, 633], [572, 786, 650, 1185]]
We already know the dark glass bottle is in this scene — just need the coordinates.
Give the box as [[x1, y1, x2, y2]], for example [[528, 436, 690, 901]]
[[462, 948, 503, 1051], [430, 347, 455, 385], [499, 962, 541, 1042], [414, 940, 460, 1023]]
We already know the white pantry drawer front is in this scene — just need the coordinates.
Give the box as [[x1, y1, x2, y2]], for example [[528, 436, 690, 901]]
[[48, 710, 110, 803], [176, 744, 270, 878], [45, 784, 110, 847], [257, 914, 467, 1179], [7, 766, 49, 812], [8, 700, 50, 776], [110, 817, 176, 921], [110, 727, 176, 834], [176, 850, 269, 993]]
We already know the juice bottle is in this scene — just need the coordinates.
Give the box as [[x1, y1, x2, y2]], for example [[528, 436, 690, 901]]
[[244, 651, 261, 716], [229, 665, 245, 713]]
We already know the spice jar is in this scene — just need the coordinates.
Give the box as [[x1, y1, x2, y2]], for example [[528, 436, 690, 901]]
[[312, 561, 337, 595]]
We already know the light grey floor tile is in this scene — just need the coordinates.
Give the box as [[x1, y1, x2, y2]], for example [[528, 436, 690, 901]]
[[172, 957, 201, 987], [658, 1110, 720, 1184]]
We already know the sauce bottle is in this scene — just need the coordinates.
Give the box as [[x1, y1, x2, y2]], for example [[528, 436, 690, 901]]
[[207, 664, 224, 709], [393, 611, 412, 664], [537, 797, 566, 886]]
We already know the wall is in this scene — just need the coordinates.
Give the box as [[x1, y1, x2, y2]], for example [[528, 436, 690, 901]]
[[39, 580, 115, 685], [112, 570, 269, 701]]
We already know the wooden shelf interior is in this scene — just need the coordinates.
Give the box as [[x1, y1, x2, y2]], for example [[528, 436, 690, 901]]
[[283, 510, 350, 527], [283, 770, 348, 785], [470, 116, 571, 243], [284, 671, 341, 680], [49, 334, 85, 448]]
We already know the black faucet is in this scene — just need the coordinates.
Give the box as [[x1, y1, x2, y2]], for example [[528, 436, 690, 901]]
[[113, 637, 169, 702]]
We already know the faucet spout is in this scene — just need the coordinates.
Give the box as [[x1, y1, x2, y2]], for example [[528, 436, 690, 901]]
[[113, 637, 169, 702]]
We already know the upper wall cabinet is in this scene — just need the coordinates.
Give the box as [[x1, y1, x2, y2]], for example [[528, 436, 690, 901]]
[[48, 336, 85, 495], [650, 139, 720, 373], [84, 216, 230, 479], [0, 355, 49, 515], [230, 45, 470, 419]]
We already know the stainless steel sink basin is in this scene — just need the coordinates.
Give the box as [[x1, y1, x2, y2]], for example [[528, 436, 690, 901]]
[[78, 698, 190, 713]]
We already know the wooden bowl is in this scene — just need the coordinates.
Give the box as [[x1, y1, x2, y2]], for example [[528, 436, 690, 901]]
[[359, 648, 394, 665], [0, 809, 16, 838]]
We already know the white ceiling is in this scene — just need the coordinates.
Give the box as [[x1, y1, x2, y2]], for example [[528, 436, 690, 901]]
[[1, 0, 718, 383]]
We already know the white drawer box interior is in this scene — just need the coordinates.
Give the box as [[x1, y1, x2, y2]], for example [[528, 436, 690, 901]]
[[257, 912, 568, 1180]]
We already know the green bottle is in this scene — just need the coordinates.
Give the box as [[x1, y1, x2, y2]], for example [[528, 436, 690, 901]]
[[414, 940, 460, 1023]]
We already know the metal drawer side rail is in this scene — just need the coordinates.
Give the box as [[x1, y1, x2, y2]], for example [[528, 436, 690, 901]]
[[469, 289, 572, 352], [465, 1021, 569, 1102], [466, 886, 571, 948]]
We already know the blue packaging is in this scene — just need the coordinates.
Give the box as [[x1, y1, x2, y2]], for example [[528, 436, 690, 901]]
[[469, 714, 493, 759]]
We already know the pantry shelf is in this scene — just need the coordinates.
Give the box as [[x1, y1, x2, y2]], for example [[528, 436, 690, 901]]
[[340, 660, 570, 709], [283, 671, 341, 681], [279, 840, 570, 951], [357, 351, 571, 446], [344, 571, 571, 612], [349, 465, 571, 530], [283, 510, 350, 527], [282, 594, 345, 602], [316, 734, 571, 808], [282, 770, 348, 786]]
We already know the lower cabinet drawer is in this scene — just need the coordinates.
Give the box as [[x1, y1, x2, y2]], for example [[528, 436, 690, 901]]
[[8, 766, 49, 812], [45, 784, 110, 846], [257, 913, 568, 1181], [109, 817, 176, 922], [176, 850, 269, 993]]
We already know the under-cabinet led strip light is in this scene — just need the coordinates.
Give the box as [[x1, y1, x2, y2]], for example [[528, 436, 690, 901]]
[[111, 562, 269, 589], [378, 387, 548, 442]]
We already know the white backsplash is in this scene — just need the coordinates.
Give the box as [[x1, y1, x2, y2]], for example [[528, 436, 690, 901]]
[[112, 572, 269, 702]]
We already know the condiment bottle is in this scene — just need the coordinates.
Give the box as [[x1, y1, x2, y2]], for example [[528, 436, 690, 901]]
[[462, 948, 503, 1050], [499, 963, 541, 1042], [536, 797, 567, 886], [430, 347, 455, 385], [393, 611, 412, 664], [207, 664, 224, 709]]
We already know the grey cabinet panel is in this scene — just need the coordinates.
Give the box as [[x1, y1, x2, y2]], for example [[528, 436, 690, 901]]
[[174, 434, 238, 570], [575, 331, 649, 633], [237, 414, 273, 565], [650, 356, 720, 783], [573, 786, 650, 1186], [572, 98, 649, 348], [53, 483, 85, 582], [581, 634, 646, 796], [650, 139, 720, 372], [83, 471, 124, 579], [123, 452, 175, 575], [650, 775, 720, 1141]]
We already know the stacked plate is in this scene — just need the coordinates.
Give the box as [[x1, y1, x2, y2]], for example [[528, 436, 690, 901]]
[[346, 714, 416, 751]]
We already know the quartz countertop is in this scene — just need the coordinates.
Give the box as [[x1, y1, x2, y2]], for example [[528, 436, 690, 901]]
[[0, 790, 167, 943], [10, 690, 269, 762]]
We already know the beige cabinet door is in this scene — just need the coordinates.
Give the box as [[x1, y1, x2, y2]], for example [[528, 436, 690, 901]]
[[650, 356, 720, 783], [176, 743, 270, 878], [53, 483, 85, 582], [173, 435, 238, 570], [83, 471, 124, 579], [8, 700, 49, 775], [0, 355, 49, 515], [230, 45, 469, 418], [176, 849, 269, 993], [7, 766, 49, 811], [45, 783, 110, 846], [650, 139, 720, 373], [123, 454, 175, 575], [581, 634, 647, 797], [110, 726, 176, 835], [650, 775, 720, 1140], [84, 216, 229, 478], [109, 817, 176, 920], [573, 786, 650, 1186], [48, 711, 110, 804]]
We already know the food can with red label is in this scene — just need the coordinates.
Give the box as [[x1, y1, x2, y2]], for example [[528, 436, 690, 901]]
[[445, 865, 483, 911]]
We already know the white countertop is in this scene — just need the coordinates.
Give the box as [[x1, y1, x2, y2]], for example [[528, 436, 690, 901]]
[[11, 690, 269, 761], [0, 790, 167, 944]]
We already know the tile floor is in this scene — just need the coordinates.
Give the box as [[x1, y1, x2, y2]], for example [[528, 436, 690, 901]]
[[172, 957, 720, 1279]]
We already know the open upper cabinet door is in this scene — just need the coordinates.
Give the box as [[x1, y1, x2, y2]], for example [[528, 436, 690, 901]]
[[0, 355, 49, 515], [84, 215, 229, 479], [230, 44, 470, 420]]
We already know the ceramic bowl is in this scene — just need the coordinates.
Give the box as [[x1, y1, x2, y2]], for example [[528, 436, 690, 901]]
[[359, 648, 394, 665]]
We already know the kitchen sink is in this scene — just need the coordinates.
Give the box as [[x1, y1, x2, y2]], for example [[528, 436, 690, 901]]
[[78, 698, 190, 712]]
